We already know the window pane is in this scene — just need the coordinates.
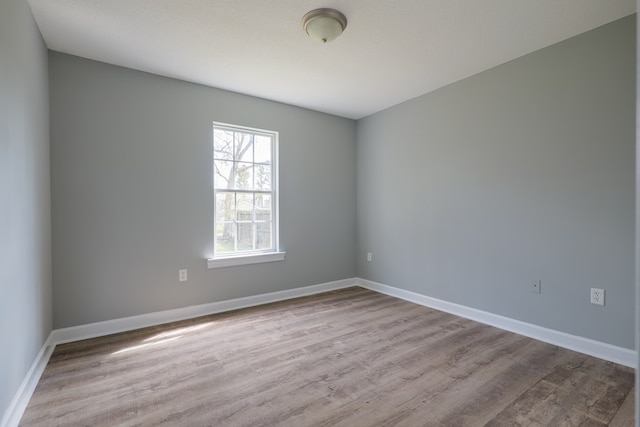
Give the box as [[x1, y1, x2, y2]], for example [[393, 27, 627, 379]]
[[214, 130, 234, 160], [236, 193, 253, 221], [235, 132, 253, 162], [216, 192, 235, 222], [256, 222, 272, 250], [255, 194, 271, 221], [254, 164, 271, 190], [235, 162, 254, 190], [214, 160, 234, 189], [213, 123, 277, 257], [237, 223, 254, 251], [216, 222, 236, 253], [254, 135, 271, 164]]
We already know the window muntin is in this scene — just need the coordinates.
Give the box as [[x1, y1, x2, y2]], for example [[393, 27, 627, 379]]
[[213, 123, 278, 258]]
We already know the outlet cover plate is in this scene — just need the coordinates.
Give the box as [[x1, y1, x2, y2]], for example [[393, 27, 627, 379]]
[[590, 288, 605, 306]]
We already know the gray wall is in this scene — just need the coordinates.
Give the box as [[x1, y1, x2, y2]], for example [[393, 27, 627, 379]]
[[0, 0, 52, 419], [636, 3, 640, 415], [49, 53, 356, 328], [357, 15, 636, 349]]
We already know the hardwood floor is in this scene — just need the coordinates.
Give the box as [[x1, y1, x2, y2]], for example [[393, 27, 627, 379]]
[[20, 287, 635, 426]]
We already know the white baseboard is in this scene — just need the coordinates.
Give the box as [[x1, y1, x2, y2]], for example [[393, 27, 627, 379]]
[[50, 278, 358, 345], [357, 278, 637, 368], [1, 338, 55, 427]]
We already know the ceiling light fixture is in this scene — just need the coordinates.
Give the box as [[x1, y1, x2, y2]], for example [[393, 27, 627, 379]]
[[301, 8, 347, 43]]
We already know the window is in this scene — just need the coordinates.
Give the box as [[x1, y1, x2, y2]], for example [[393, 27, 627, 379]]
[[208, 122, 284, 268]]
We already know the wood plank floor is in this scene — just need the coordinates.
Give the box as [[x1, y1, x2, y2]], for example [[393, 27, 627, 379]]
[[20, 287, 635, 426]]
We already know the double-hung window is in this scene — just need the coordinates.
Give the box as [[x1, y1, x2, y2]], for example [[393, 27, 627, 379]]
[[208, 122, 284, 268]]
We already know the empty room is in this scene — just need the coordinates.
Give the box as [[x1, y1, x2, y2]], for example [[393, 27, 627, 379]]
[[1, 0, 638, 426]]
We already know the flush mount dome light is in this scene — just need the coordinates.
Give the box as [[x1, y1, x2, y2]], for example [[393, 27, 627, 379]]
[[302, 8, 347, 43]]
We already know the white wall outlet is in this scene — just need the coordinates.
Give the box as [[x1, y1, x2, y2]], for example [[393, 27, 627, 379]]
[[178, 269, 188, 282], [590, 288, 604, 306], [531, 280, 541, 294], [367, 252, 372, 262]]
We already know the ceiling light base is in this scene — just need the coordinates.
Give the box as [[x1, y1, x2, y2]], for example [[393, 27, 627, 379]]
[[302, 8, 347, 43]]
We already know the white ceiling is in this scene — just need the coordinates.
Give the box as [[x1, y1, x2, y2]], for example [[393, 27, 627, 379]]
[[27, 0, 636, 119]]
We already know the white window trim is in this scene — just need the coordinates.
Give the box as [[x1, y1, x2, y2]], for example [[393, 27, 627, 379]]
[[207, 251, 286, 269], [209, 122, 284, 268]]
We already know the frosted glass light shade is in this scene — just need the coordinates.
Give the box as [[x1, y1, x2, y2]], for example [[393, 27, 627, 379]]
[[302, 9, 347, 43]]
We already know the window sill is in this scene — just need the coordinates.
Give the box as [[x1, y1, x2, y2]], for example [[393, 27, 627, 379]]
[[207, 251, 286, 269]]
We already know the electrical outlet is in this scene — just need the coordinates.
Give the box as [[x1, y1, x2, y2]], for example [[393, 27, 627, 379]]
[[179, 269, 188, 282], [590, 288, 604, 306], [531, 280, 541, 294], [367, 252, 372, 262]]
